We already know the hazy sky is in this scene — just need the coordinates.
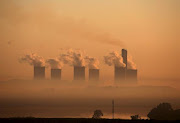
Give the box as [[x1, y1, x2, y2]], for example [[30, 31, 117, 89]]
[[0, 0, 179, 81]]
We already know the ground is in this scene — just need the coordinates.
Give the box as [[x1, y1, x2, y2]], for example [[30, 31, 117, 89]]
[[0, 118, 179, 123]]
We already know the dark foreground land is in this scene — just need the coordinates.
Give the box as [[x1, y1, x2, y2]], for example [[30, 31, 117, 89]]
[[0, 118, 179, 123]]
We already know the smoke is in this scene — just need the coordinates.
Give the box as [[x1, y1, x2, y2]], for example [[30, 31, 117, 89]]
[[91, 33, 124, 47], [19, 53, 45, 67], [59, 49, 100, 69], [104, 51, 125, 67], [85, 56, 99, 69], [46, 58, 63, 69], [0, 1, 125, 48], [7, 41, 12, 45], [59, 49, 85, 67], [127, 56, 137, 70]]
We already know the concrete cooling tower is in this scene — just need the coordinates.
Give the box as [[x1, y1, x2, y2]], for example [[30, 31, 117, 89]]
[[74, 66, 85, 80], [126, 69, 137, 83], [51, 69, 61, 80], [34, 66, 45, 79], [89, 69, 99, 81], [114, 66, 126, 82]]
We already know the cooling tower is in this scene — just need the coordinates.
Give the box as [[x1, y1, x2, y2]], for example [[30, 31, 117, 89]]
[[89, 69, 99, 81], [114, 66, 126, 82], [34, 66, 45, 79], [126, 69, 137, 83], [74, 66, 85, 80], [122, 49, 127, 69], [51, 69, 61, 80]]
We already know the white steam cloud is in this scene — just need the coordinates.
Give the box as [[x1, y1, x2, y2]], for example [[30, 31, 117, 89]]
[[19, 53, 45, 67], [19, 50, 135, 70], [59, 49, 100, 69], [46, 58, 63, 69], [59, 49, 85, 67], [104, 51, 125, 67], [85, 56, 99, 69], [127, 56, 136, 70]]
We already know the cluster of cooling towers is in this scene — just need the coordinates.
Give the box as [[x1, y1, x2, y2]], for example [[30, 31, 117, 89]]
[[34, 49, 137, 83], [34, 66, 99, 81]]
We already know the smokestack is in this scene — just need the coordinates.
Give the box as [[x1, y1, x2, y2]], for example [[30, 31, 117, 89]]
[[51, 69, 61, 80], [114, 66, 126, 82], [89, 69, 99, 81], [34, 66, 45, 79], [74, 66, 85, 80], [122, 49, 127, 69], [126, 69, 137, 83]]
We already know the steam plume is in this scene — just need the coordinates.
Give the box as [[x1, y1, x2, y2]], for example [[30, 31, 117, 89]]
[[46, 58, 63, 69], [19, 53, 45, 67], [0, 1, 125, 49], [104, 51, 125, 67], [127, 56, 136, 70], [85, 56, 99, 69], [59, 49, 85, 67]]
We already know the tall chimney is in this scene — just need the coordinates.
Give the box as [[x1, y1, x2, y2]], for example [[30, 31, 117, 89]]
[[114, 66, 126, 82], [74, 66, 85, 80], [51, 69, 61, 80], [34, 66, 45, 79], [89, 69, 99, 81], [122, 49, 127, 69]]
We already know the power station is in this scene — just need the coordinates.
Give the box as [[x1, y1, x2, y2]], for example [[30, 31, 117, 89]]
[[114, 67, 126, 82], [34, 66, 45, 79], [31, 49, 137, 84], [126, 69, 137, 83], [114, 49, 138, 84], [74, 66, 85, 80], [89, 69, 99, 81], [122, 49, 127, 69], [51, 69, 61, 80]]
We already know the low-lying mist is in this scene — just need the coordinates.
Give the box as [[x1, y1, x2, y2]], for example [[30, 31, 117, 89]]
[[0, 79, 180, 118]]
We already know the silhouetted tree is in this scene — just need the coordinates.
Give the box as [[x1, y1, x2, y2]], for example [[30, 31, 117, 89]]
[[173, 109, 180, 119], [147, 103, 174, 120], [130, 114, 141, 120], [92, 110, 103, 119]]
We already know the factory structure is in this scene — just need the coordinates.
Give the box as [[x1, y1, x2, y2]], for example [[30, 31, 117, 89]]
[[34, 66, 45, 79], [89, 69, 99, 81], [51, 69, 61, 80], [126, 69, 137, 82], [33, 49, 137, 84], [114, 66, 126, 82], [74, 66, 85, 80], [114, 49, 137, 83]]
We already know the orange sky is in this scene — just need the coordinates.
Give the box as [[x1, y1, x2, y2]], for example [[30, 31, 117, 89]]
[[0, 0, 179, 82]]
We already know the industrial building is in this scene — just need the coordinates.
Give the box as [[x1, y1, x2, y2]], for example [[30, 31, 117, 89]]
[[114, 66, 126, 82], [74, 66, 85, 80], [34, 66, 45, 79], [89, 69, 99, 81], [51, 69, 61, 80], [122, 49, 127, 69], [114, 49, 138, 84], [126, 69, 137, 83], [31, 48, 138, 83]]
